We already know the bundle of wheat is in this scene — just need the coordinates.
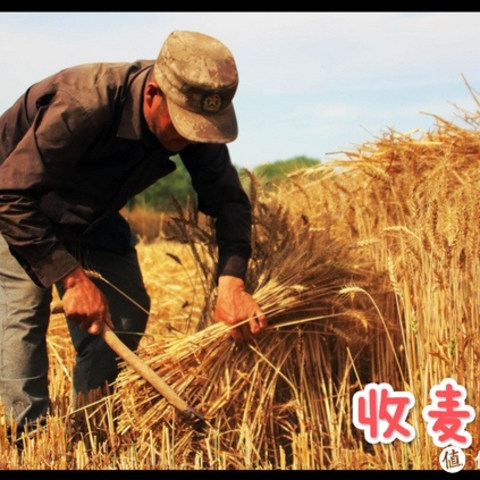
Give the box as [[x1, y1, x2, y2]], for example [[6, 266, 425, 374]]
[[104, 170, 390, 470]]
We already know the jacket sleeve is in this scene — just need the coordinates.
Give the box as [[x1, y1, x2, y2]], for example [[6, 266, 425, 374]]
[[180, 143, 252, 281], [0, 91, 95, 287]]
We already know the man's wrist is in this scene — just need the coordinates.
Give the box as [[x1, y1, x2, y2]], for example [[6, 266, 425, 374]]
[[218, 275, 245, 288], [61, 266, 89, 290], [217, 254, 248, 281]]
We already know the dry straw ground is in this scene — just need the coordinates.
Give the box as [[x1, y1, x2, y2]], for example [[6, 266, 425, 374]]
[[1, 83, 480, 469]]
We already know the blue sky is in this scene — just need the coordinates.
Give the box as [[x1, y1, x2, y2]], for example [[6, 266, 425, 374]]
[[1, 11, 479, 168]]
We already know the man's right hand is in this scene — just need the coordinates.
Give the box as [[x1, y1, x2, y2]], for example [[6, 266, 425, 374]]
[[60, 266, 113, 335]]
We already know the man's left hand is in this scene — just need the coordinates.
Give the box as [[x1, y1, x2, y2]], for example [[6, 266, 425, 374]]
[[213, 275, 267, 344]]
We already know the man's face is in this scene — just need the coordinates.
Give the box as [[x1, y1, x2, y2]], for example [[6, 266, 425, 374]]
[[145, 89, 193, 153]]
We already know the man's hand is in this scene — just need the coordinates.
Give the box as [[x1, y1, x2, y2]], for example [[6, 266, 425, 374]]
[[60, 266, 114, 335], [213, 275, 267, 344]]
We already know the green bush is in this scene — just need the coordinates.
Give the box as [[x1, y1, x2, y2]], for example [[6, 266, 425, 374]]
[[127, 155, 321, 211]]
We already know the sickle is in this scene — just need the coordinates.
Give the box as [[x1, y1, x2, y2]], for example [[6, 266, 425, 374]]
[[51, 300, 205, 424]]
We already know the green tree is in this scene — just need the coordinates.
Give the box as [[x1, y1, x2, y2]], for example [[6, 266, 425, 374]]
[[239, 155, 320, 190], [254, 156, 320, 182]]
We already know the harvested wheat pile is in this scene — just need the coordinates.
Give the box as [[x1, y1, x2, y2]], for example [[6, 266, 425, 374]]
[[112, 190, 377, 469], [106, 172, 394, 466]]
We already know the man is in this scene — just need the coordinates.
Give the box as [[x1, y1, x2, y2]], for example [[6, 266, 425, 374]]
[[0, 30, 267, 436]]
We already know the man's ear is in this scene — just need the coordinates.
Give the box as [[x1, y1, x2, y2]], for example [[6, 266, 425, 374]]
[[144, 81, 160, 108]]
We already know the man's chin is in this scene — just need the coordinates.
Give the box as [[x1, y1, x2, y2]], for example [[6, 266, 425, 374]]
[[164, 142, 191, 153]]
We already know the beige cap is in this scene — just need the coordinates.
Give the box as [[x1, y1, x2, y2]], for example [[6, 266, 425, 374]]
[[153, 30, 239, 144]]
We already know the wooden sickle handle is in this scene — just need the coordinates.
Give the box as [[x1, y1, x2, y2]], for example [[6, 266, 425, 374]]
[[51, 300, 205, 423]]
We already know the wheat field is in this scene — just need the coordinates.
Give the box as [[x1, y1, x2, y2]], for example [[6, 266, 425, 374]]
[[1, 90, 480, 469]]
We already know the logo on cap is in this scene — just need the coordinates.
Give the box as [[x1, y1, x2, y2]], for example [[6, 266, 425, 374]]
[[202, 93, 223, 113]]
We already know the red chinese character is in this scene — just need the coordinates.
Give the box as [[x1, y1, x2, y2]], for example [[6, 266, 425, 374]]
[[422, 378, 476, 448], [352, 382, 416, 444]]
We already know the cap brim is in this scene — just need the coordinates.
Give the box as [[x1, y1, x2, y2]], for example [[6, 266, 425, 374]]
[[166, 97, 238, 144]]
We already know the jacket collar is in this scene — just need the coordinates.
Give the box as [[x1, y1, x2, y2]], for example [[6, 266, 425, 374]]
[[117, 63, 153, 143]]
